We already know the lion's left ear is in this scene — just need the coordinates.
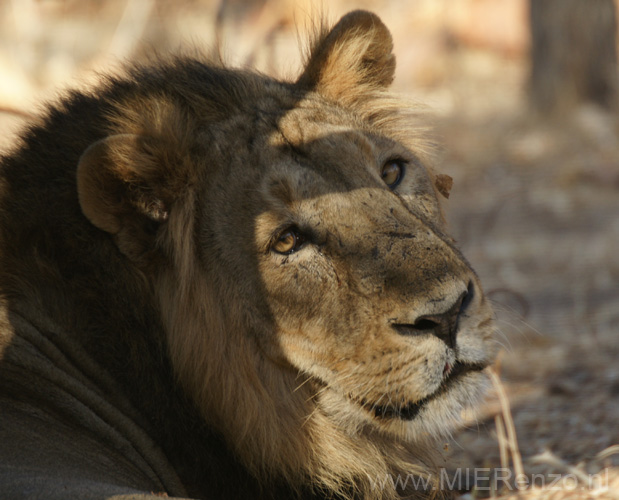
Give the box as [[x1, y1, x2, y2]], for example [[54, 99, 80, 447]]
[[297, 10, 395, 102]]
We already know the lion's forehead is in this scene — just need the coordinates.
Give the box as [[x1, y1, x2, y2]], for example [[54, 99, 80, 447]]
[[241, 116, 414, 204], [275, 103, 396, 152]]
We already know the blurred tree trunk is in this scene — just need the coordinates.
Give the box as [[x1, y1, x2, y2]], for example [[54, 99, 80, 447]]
[[529, 0, 618, 114]]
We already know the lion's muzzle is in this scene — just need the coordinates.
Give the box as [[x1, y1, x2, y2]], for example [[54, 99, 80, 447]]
[[391, 280, 475, 350]]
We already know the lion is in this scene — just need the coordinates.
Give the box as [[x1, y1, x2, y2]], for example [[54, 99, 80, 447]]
[[0, 10, 496, 500]]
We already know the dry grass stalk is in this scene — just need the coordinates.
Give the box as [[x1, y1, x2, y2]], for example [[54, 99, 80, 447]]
[[495, 413, 509, 472], [488, 367, 525, 484], [595, 445, 619, 464], [529, 450, 592, 485]]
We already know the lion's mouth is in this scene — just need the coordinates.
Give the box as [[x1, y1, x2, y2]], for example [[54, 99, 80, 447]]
[[356, 361, 486, 421]]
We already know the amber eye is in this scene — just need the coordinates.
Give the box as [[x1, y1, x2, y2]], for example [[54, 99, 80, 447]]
[[381, 159, 405, 189], [272, 228, 306, 255]]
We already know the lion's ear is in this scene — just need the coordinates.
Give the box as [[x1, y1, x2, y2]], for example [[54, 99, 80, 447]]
[[297, 10, 395, 101], [77, 134, 171, 263]]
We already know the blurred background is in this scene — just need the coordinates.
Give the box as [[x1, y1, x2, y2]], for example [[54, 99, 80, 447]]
[[1, 0, 618, 495]]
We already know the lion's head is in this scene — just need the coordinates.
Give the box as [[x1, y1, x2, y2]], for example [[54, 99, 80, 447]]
[[68, 10, 497, 499]]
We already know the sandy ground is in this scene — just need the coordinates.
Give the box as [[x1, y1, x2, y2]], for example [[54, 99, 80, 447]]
[[1, 1, 618, 498]]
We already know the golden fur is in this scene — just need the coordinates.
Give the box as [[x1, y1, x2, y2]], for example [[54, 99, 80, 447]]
[[1, 10, 496, 500]]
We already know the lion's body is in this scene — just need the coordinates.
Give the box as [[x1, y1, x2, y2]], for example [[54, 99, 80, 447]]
[[0, 11, 496, 500]]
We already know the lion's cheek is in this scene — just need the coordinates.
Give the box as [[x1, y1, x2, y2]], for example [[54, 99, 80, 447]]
[[259, 251, 354, 327]]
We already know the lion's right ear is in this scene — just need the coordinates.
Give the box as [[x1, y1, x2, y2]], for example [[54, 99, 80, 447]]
[[77, 134, 171, 263], [297, 10, 395, 103]]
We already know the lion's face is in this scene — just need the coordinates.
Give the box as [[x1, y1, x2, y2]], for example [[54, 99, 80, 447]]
[[197, 97, 496, 442], [75, 10, 496, 495]]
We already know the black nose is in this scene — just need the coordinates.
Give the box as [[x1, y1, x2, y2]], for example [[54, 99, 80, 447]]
[[392, 281, 474, 349]]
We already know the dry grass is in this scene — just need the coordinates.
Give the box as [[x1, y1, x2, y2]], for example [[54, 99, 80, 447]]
[[1, 1, 617, 498], [464, 369, 619, 499]]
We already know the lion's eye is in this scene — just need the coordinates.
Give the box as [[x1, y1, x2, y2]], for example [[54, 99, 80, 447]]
[[272, 228, 306, 255], [381, 159, 405, 189]]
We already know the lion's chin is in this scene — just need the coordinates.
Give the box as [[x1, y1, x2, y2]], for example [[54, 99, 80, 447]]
[[355, 361, 488, 422]]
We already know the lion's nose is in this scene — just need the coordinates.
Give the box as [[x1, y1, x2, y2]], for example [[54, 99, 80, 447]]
[[392, 281, 474, 349]]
